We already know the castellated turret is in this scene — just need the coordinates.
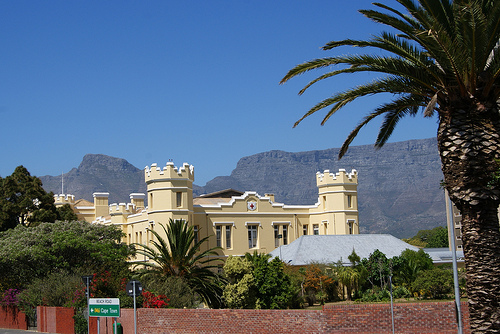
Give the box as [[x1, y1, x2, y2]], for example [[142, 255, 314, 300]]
[[313, 169, 359, 235], [144, 162, 194, 223], [53, 194, 75, 206], [145, 162, 194, 184], [316, 169, 358, 187]]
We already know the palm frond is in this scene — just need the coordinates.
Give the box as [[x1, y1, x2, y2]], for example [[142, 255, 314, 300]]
[[283, 0, 500, 156], [134, 218, 225, 307], [339, 95, 425, 157]]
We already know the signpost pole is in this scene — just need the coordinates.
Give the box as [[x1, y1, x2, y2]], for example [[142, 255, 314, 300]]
[[81, 275, 93, 334], [126, 280, 141, 334], [97, 318, 100, 334], [133, 281, 137, 334]]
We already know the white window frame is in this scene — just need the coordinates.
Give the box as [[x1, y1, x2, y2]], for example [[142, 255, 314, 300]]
[[347, 219, 356, 235], [247, 223, 259, 249], [313, 224, 319, 235], [213, 222, 234, 249]]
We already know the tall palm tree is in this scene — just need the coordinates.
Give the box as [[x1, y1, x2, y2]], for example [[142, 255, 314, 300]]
[[281, 0, 500, 331], [134, 219, 226, 308]]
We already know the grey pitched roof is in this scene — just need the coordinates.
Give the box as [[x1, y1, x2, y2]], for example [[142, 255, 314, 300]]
[[423, 247, 464, 264], [269, 234, 420, 266]]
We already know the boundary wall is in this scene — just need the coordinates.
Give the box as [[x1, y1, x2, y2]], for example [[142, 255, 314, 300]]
[[0, 306, 27, 329], [37, 306, 74, 334], [138, 301, 470, 334], [7, 302, 470, 334]]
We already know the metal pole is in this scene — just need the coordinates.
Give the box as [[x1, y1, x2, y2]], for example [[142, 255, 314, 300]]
[[86, 280, 90, 334], [389, 275, 395, 334], [446, 193, 463, 334], [133, 281, 137, 334], [97, 317, 100, 334]]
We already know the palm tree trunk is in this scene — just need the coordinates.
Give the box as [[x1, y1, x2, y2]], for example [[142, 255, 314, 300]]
[[438, 107, 500, 333]]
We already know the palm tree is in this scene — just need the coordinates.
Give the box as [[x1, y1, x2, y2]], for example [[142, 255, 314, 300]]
[[281, 0, 500, 331], [134, 218, 226, 308]]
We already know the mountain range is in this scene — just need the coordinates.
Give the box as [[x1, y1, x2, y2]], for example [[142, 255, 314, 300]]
[[40, 137, 445, 238]]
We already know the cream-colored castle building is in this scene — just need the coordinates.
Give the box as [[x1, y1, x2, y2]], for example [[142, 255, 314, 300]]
[[54, 162, 359, 257]]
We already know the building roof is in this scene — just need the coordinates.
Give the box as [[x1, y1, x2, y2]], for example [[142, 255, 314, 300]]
[[197, 189, 244, 198], [423, 247, 464, 264], [74, 199, 93, 207], [193, 197, 234, 205], [269, 234, 420, 266]]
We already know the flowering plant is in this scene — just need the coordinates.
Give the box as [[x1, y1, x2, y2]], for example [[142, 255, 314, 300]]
[[142, 291, 169, 308], [1, 289, 20, 306]]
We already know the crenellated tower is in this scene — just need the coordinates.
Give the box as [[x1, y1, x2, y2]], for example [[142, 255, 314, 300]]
[[144, 162, 194, 225], [313, 169, 359, 235], [54, 194, 76, 207]]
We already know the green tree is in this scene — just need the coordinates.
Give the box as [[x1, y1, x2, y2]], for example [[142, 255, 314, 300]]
[[393, 249, 434, 286], [281, 1, 500, 329], [134, 219, 226, 308], [56, 204, 79, 222], [336, 265, 360, 301], [405, 226, 449, 248], [411, 267, 454, 299], [426, 226, 449, 248], [223, 256, 256, 308], [0, 166, 57, 230], [246, 252, 295, 309], [360, 250, 390, 290], [223, 252, 296, 309], [0, 221, 132, 289]]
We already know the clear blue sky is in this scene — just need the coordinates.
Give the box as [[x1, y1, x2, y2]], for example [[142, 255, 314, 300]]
[[0, 1, 438, 185]]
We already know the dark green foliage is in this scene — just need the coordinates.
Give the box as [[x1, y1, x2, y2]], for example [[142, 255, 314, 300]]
[[426, 227, 449, 248], [223, 252, 296, 309], [17, 270, 85, 308], [405, 226, 449, 248], [411, 267, 454, 299], [252, 254, 295, 309], [134, 219, 226, 308], [392, 249, 434, 286], [0, 166, 57, 231], [359, 287, 391, 302], [0, 221, 133, 289], [56, 204, 79, 222], [360, 249, 390, 289]]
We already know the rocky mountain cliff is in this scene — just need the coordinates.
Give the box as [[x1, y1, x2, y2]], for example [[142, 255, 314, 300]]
[[41, 138, 445, 238], [40, 154, 146, 205]]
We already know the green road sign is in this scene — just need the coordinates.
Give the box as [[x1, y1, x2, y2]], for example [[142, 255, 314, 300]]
[[89, 298, 120, 317]]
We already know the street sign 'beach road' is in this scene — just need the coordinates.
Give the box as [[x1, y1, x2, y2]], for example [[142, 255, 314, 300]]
[[89, 298, 120, 317]]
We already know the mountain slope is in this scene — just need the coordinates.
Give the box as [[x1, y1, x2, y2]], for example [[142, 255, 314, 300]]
[[196, 138, 444, 237], [41, 138, 445, 238], [40, 154, 146, 205]]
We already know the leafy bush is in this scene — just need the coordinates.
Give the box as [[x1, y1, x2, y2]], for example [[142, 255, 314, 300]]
[[411, 268, 453, 299], [17, 270, 85, 309], [0, 221, 133, 290], [359, 287, 390, 302], [141, 276, 196, 308], [392, 285, 411, 299]]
